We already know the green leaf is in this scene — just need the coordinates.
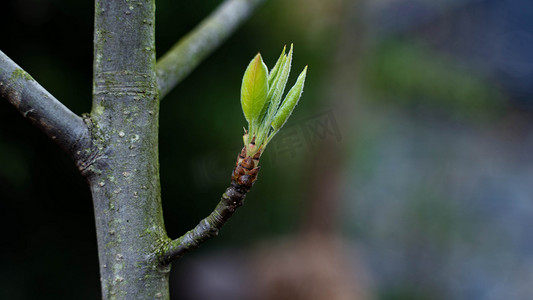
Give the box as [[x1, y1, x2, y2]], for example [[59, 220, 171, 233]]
[[254, 47, 287, 130], [241, 53, 269, 124], [268, 45, 286, 87], [267, 44, 293, 111], [271, 66, 307, 130], [255, 44, 294, 147]]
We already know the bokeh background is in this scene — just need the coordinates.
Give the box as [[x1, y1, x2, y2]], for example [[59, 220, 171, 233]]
[[1, 0, 533, 299]]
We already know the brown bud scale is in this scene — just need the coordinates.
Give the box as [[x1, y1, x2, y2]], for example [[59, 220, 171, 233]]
[[241, 157, 254, 170], [231, 148, 261, 191]]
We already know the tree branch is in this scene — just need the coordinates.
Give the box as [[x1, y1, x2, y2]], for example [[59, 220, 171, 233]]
[[156, 0, 265, 98], [161, 147, 260, 264], [0, 50, 90, 161], [161, 183, 248, 264]]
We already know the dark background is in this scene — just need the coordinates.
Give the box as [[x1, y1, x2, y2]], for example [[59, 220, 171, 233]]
[[2, 0, 533, 299]]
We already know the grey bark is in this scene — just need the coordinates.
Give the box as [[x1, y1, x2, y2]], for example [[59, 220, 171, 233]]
[[0, 50, 91, 165], [89, 0, 170, 298]]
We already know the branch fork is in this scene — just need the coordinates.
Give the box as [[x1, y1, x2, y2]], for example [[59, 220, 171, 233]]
[[2, 0, 267, 297]]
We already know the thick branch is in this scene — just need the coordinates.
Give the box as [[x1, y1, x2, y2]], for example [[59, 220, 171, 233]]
[[161, 183, 248, 264], [156, 0, 265, 98], [90, 0, 169, 299], [0, 50, 89, 161]]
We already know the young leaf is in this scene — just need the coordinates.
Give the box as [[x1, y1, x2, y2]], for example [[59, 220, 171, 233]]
[[241, 53, 269, 124], [267, 44, 293, 111], [268, 45, 286, 87], [271, 66, 307, 130], [255, 44, 294, 147]]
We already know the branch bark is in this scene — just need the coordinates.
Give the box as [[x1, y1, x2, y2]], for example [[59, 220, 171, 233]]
[[156, 0, 265, 98], [0, 50, 90, 163], [161, 183, 248, 264], [89, 0, 169, 299]]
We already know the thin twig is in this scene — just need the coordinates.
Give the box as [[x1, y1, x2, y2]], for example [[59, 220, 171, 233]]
[[156, 0, 265, 98], [0, 50, 89, 160], [161, 147, 260, 264], [161, 184, 248, 264]]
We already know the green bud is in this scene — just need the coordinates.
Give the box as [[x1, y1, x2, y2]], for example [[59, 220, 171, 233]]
[[241, 53, 269, 124], [238, 44, 307, 157], [272, 66, 307, 130]]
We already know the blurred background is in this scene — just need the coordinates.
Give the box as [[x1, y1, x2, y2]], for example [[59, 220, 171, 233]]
[[1, 0, 533, 299]]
